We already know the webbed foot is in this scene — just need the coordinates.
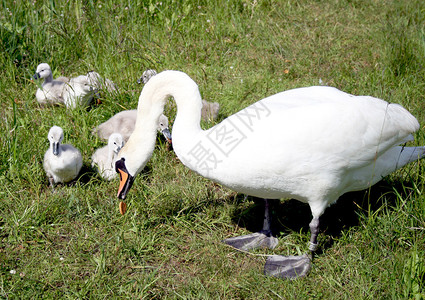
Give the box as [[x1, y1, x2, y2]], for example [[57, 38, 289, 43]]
[[223, 231, 278, 251], [264, 254, 311, 279]]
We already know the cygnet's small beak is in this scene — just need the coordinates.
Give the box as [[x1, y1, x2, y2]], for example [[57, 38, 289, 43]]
[[137, 77, 142, 84], [33, 73, 40, 80], [115, 145, 123, 154], [161, 128, 172, 144], [52, 142, 59, 156], [115, 158, 135, 214]]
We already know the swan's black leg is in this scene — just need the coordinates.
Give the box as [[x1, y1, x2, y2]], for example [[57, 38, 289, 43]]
[[261, 198, 272, 233], [308, 216, 320, 254], [264, 216, 320, 279], [223, 199, 278, 251]]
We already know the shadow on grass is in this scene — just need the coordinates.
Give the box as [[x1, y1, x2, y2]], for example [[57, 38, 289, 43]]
[[228, 179, 413, 251], [77, 164, 98, 185], [40, 164, 103, 190]]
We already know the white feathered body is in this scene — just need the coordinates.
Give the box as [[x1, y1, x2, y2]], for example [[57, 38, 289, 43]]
[[44, 144, 83, 184], [94, 110, 137, 141], [36, 81, 67, 105], [92, 133, 124, 181], [174, 86, 422, 216], [120, 71, 424, 219], [34, 63, 66, 105], [92, 146, 117, 180], [63, 75, 96, 109]]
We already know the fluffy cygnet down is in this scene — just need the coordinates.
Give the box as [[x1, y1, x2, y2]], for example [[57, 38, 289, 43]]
[[87, 71, 117, 94], [33, 63, 67, 105], [63, 75, 97, 109], [201, 99, 220, 121], [92, 110, 172, 143], [56, 76, 70, 83], [34, 63, 97, 109], [43, 125, 83, 188], [92, 133, 124, 181]]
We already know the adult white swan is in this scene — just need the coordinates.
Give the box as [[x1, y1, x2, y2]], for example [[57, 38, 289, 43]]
[[115, 70, 424, 279]]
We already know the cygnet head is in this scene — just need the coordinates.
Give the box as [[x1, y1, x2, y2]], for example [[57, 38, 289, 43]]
[[34, 63, 52, 80], [137, 69, 157, 84], [108, 133, 124, 154], [87, 70, 101, 80], [158, 114, 172, 143], [48, 126, 64, 156], [71, 75, 94, 93], [86, 71, 102, 87]]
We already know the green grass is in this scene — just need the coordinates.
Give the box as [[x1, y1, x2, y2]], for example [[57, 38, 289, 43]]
[[1, 0, 425, 298]]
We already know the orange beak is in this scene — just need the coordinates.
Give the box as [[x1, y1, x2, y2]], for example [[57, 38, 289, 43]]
[[117, 168, 130, 198], [115, 158, 135, 214], [119, 201, 127, 215]]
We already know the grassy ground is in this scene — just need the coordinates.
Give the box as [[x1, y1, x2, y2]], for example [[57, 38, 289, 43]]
[[1, 0, 425, 298]]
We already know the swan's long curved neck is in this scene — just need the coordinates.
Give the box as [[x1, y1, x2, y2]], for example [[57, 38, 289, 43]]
[[118, 71, 203, 177]]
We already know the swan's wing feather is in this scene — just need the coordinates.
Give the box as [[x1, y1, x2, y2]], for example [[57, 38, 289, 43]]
[[220, 86, 419, 170]]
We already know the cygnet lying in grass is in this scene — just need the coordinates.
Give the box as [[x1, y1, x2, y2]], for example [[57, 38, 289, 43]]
[[138, 69, 220, 121], [87, 71, 117, 94], [33, 63, 67, 105], [63, 75, 97, 109], [56, 76, 70, 83], [34, 63, 97, 109], [92, 110, 172, 143], [92, 133, 124, 180], [43, 126, 83, 188]]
